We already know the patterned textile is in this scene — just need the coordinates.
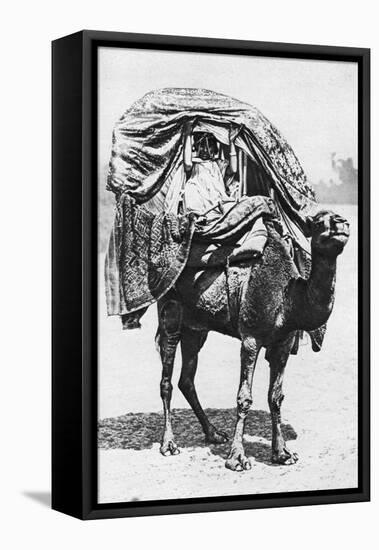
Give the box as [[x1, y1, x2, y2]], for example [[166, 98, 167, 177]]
[[105, 195, 275, 315], [107, 88, 317, 232], [105, 195, 195, 315]]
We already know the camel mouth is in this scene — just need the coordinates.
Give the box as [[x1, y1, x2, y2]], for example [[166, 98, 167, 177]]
[[329, 232, 349, 242], [321, 229, 350, 241], [319, 229, 350, 243], [313, 230, 349, 256]]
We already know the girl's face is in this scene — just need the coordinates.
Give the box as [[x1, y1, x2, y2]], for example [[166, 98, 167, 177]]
[[193, 133, 218, 160]]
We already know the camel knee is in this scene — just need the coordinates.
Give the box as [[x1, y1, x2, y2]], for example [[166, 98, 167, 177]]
[[160, 378, 173, 400], [237, 398, 252, 416], [237, 390, 252, 417]]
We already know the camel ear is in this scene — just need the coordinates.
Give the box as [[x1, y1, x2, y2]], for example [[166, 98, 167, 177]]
[[303, 216, 314, 237]]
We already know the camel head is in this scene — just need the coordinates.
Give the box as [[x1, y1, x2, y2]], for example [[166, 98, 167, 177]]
[[306, 210, 350, 257]]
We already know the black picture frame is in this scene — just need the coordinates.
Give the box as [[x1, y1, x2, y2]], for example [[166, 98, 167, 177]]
[[52, 30, 370, 520]]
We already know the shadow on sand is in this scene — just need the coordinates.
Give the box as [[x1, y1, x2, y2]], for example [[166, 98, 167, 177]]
[[99, 408, 297, 465]]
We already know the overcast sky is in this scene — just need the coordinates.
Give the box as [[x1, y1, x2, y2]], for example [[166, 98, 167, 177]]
[[99, 47, 357, 185]]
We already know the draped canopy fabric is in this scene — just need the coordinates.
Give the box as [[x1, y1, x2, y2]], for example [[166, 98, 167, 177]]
[[107, 88, 317, 231]]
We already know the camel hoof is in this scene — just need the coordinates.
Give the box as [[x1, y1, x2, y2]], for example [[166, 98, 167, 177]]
[[272, 449, 299, 465], [205, 428, 229, 444], [225, 452, 251, 472], [160, 440, 180, 456]]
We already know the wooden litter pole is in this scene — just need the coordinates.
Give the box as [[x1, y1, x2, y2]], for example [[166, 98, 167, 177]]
[[242, 151, 247, 196], [238, 149, 247, 198], [238, 149, 243, 200]]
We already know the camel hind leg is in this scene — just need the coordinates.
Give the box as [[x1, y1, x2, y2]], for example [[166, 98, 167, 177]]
[[266, 333, 299, 465], [179, 327, 228, 444], [157, 298, 182, 456]]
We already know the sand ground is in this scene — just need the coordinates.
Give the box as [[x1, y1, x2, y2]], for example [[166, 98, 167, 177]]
[[98, 204, 358, 503]]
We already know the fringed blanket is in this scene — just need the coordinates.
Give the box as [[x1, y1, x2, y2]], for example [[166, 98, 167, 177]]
[[105, 195, 195, 315]]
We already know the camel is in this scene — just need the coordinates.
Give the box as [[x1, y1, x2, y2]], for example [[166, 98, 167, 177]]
[[156, 210, 350, 471]]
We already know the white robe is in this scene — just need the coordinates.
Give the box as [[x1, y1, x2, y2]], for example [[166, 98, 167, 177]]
[[184, 159, 230, 215]]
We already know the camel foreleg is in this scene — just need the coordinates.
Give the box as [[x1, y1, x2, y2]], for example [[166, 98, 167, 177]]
[[225, 337, 261, 471], [267, 334, 299, 465], [157, 299, 182, 456]]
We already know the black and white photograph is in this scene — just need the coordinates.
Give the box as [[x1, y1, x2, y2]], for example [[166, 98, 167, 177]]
[[97, 46, 359, 504], [2, 0, 378, 542]]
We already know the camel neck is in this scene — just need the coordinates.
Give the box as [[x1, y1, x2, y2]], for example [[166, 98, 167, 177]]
[[300, 248, 337, 330]]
